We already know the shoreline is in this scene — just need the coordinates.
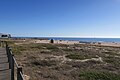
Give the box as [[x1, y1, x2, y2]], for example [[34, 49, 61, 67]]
[[32, 39, 120, 47], [11, 37, 120, 43], [2, 37, 120, 47]]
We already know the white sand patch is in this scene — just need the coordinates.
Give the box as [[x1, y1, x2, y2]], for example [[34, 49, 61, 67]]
[[50, 55, 103, 64], [77, 57, 103, 62], [34, 40, 79, 44], [33, 39, 120, 47], [24, 75, 30, 80]]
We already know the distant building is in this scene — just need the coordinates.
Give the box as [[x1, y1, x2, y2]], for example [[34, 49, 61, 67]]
[[0, 33, 11, 38]]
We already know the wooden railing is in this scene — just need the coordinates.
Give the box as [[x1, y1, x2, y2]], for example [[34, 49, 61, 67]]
[[0, 41, 6, 47], [0, 41, 25, 80]]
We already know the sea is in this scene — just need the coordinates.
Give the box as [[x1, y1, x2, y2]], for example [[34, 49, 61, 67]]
[[13, 37, 120, 42]]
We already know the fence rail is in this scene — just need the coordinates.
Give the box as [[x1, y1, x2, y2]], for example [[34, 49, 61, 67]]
[[0, 41, 25, 80]]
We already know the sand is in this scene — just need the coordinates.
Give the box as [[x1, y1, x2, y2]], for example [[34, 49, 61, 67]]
[[32, 39, 120, 47], [94, 42, 120, 47], [34, 40, 80, 44]]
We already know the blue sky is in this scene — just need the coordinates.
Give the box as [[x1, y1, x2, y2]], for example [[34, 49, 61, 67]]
[[0, 0, 120, 37]]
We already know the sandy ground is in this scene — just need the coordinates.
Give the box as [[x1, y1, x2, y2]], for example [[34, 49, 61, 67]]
[[10, 39, 120, 80], [34, 40, 80, 44], [94, 42, 120, 47], [33, 39, 120, 47]]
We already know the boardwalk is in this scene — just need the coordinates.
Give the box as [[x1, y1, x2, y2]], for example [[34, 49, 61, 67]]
[[0, 41, 25, 80], [0, 48, 11, 80]]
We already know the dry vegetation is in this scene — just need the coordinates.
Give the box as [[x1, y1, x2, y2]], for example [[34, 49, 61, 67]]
[[7, 40, 120, 80]]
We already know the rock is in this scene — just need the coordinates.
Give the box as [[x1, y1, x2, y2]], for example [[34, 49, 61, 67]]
[[24, 75, 30, 80]]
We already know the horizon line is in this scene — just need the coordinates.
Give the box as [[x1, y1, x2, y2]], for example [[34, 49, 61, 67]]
[[12, 36, 120, 38]]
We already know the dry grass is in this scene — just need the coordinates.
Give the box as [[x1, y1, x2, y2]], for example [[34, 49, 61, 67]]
[[6, 40, 120, 80]]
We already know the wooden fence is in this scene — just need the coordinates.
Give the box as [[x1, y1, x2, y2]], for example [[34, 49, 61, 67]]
[[0, 41, 25, 80]]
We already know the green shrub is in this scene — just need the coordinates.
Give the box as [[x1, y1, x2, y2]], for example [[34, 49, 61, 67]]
[[66, 54, 90, 60], [12, 48, 21, 55], [46, 45, 59, 50], [103, 56, 120, 67], [103, 51, 120, 56], [12, 45, 27, 55], [62, 48, 73, 52], [79, 70, 120, 80], [31, 60, 57, 67]]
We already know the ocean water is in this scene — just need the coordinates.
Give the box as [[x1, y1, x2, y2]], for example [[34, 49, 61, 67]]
[[14, 37, 120, 42], [48, 37, 120, 42]]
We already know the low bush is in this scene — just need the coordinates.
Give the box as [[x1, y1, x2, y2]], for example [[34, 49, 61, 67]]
[[46, 45, 59, 50], [79, 70, 120, 80], [31, 60, 57, 67], [62, 48, 73, 52], [66, 54, 92, 60]]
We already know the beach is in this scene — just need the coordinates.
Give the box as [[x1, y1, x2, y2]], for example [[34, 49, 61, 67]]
[[2, 38, 120, 80], [30, 39, 120, 47]]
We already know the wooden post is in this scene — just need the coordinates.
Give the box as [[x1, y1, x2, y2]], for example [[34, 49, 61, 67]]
[[17, 67, 23, 80], [7, 47, 11, 65], [5, 42, 24, 80], [1, 41, 3, 47], [0, 41, 1, 47], [7, 46, 14, 80], [11, 54, 14, 80]]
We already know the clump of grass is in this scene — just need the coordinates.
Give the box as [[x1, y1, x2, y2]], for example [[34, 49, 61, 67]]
[[66, 54, 84, 60], [46, 45, 59, 50], [28, 43, 43, 49], [103, 51, 120, 56], [66, 54, 95, 60], [62, 48, 73, 52], [12, 48, 21, 55], [12, 43, 45, 54], [31, 60, 57, 67], [11, 43, 59, 55], [41, 50, 51, 54], [12, 45, 28, 55], [29, 43, 59, 50], [7, 41, 15, 45], [79, 70, 120, 80], [103, 56, 120, 67]]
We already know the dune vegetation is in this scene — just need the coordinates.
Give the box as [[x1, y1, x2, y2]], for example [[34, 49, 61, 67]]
[[6, 40, 120, 80]]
